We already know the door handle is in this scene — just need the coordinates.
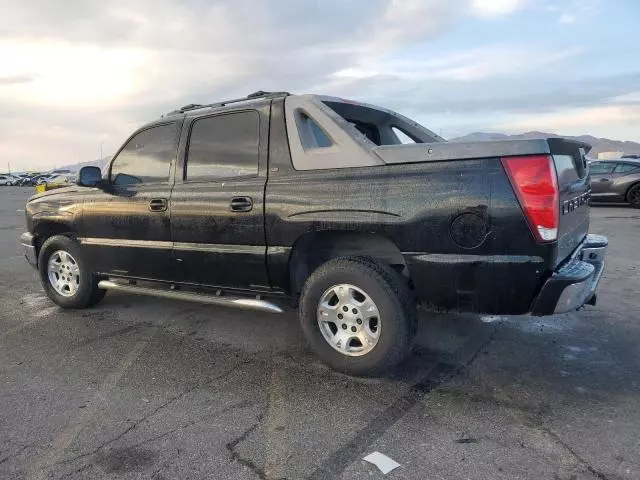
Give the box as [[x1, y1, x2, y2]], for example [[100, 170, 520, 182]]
[[599, 178, 610, 182], [230, 196, 253, 212], [149, 198, 168, 212]]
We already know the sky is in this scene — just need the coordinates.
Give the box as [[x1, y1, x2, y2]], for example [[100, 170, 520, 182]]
[[1, 0, 639, 171]]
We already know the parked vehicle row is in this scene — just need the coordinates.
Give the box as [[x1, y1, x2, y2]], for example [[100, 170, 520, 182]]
[[0, 169, 76, 187]]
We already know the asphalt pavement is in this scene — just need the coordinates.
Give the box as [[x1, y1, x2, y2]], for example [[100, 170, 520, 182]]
[[1, 187, 638, 479]]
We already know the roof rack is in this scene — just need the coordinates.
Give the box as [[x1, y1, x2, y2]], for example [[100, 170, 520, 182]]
[[165, 90, 291, 116]]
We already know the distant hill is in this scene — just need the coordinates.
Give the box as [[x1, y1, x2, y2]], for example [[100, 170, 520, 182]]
[[450, 132, 640, 157], [58, 157, 110, 172]]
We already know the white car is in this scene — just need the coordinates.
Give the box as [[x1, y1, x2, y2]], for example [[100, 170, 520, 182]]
[[0, 174, 15, 186], [43, 174, 76, 185]]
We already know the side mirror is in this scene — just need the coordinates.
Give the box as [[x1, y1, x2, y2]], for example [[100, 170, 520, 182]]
[[77, 166, 103, 187]]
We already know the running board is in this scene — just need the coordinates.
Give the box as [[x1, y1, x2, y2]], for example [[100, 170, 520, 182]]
[[97, 280, 283, 313]]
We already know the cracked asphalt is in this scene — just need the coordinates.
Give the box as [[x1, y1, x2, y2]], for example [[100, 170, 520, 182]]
[[1, 187, 639, 480]]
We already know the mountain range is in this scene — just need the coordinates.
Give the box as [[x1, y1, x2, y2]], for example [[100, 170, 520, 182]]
[[58, 132, 640, 172]]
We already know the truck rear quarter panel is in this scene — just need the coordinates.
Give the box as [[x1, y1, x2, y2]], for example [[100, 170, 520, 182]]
[[265, 155, 555, 314]]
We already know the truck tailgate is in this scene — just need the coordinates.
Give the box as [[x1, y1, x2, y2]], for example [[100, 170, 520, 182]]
[[548, 138, 591, 266]]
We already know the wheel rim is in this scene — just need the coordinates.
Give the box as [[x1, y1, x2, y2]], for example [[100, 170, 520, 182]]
[[631, 189, 640, 206], [47, 250, 81, 297], [316, 283, 381, 357]]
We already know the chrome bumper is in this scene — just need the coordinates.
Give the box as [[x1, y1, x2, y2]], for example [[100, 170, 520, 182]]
[[531, 234, 608, 315], [20, 232, 37, 268]]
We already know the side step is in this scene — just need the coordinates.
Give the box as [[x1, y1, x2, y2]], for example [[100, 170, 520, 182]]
[[97, 280, 283, 314]]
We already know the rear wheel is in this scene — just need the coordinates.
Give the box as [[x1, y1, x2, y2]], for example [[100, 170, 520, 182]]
[[299, 256, 416, 376], [628, 184, 640, 209], [38, 235, 106, 308]]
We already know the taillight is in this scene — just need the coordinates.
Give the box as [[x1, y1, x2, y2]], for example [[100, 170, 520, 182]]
[[501, 155, 559, 242]]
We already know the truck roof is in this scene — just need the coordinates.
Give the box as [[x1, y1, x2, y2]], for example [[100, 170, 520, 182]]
[[163, 90, 290, 118]]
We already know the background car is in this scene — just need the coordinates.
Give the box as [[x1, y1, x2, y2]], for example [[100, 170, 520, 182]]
[[13, 174, 36, 186], [0, 174, 14, 186], [34, 174, 51, 185], [34, 173, 77, 193], [589, 159, 640, 208]]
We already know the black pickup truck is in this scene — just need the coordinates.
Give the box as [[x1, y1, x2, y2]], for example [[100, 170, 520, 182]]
[[20, 91, 607, 375]]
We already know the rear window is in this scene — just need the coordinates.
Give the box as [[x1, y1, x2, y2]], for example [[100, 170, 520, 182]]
[[392, 126, 417, 144], [296, 111, 333, 149], [321, 100, 439, 146], [553, 155, 580, 184], [614, 163, 639, 174]]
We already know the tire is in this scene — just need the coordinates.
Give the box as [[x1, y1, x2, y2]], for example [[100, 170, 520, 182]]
[[299, 256, 417, 376], [38, 235, 106, 308], [628, 184, 640, 209]]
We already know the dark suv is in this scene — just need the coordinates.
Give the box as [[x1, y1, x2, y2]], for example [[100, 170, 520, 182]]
[[20, 91, 607, 375]]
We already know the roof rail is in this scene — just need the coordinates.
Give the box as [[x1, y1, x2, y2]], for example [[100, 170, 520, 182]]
[[165, 91, 291, 116]]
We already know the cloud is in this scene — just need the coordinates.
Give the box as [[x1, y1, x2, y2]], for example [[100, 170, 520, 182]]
[[542, 0, 603, 24], [333, 45, 584, 82], [559, 12, 576, 23], [470, 0, 528, 17], [0, 75, 34, 85], [0, 40, 150, 107], [2, 0, 473, 169], [493, 105, 640, 140], [0, 0, 637, 169]]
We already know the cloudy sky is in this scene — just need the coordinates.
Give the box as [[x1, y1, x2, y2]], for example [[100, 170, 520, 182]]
[[1, 0, 639, 171]]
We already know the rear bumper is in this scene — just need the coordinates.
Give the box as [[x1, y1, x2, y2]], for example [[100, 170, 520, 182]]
[[531, 234, 608, 315], [20, 232, 37, 268]]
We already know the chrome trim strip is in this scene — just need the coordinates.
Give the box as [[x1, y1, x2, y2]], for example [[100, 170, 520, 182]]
[[97, 280, 283, 313], [406, 253, 545, 264], [173, 242, 263, 254], [79, 238, 264, 254], [79, 238, 173, 249]]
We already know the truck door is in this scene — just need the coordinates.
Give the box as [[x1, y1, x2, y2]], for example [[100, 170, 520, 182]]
[[80, 122, 180, 280], [170, 105, 270, 290]]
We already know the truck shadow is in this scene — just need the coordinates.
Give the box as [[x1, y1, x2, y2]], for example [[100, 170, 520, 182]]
[[97, 291, 640, 403]]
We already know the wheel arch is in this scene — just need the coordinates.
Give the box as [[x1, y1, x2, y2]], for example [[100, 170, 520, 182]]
[[625, 180, 640, 202], [288, 230, 408, 295], [33, 221, 77, 256]]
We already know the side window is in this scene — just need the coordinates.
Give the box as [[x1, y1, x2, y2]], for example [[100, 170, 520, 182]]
[[186, 111, 259, 181], [614, 163, 639, 174], [392, 126, 417, 144], [110, 123, 177, 186], [589, 163, 614, 174], [296, 111, 333, 149]]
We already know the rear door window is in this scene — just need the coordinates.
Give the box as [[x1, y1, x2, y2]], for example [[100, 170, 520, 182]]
[[589, 163, 615, 174], [613, 163, 639, 174], [185, 111, 260, 181]]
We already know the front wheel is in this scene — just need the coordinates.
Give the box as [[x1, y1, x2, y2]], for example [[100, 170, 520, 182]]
[[38, 235, 106, 308], [628, 184, 640, 209], [299, 257, 417, 376]]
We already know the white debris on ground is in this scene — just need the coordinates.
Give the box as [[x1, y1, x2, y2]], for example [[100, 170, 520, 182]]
[[363, 451, 401, 474]]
